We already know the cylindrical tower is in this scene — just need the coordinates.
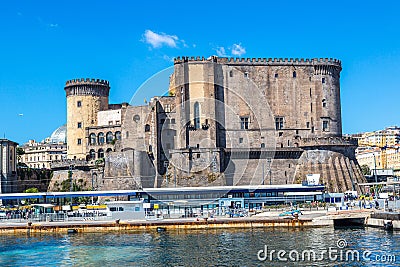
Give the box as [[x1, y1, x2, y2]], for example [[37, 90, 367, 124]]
[[65, 78, 110, 159]]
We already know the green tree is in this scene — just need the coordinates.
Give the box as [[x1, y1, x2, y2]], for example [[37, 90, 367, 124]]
[[360, 164, 370, 176], [24, 187, 39, 193], [16, 147, 25, 162]]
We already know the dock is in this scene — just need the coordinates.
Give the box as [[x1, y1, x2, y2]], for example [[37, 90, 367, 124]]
[[2, 209, 399, 235]]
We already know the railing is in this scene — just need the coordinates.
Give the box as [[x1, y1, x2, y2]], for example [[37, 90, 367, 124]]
[[0, 211, 112, 223]]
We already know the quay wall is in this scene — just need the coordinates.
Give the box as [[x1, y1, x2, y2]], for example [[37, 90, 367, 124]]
[[366, 218, 400, 229], [0, 218, 316, 235]]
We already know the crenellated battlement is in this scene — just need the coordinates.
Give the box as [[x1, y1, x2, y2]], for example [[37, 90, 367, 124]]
[[174, 56, 341, 67], [64, 78, 110, 97], [65, 78, 110, 87]]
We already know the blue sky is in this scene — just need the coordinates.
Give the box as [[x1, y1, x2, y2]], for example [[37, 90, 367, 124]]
[[1, 1, 399, 144]]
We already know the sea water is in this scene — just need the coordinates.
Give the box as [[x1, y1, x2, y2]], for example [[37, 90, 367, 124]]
[[0, 227, 398, 266]]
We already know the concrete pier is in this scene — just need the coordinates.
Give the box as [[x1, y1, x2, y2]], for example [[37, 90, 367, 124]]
[[1, 209, 392, 235], [0, 217, 316, 235]]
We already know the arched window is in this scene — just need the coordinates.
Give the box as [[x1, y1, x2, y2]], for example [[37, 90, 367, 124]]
[[98, 148, 104, 159], [293, 71, 297, 78], [115, 131, 121, 140], [261, 143, 265, 148], [194, 102, 200, 129], [89, 149, 96, 160], [98, 132, 104, 145], [89, 133, 96, 145], [106, 148, 113, 153], [145, 124, 150, 132], [106, 132, 113, 144]]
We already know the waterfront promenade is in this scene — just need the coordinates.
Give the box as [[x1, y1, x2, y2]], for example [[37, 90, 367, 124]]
[[0, 209, 375, 235]]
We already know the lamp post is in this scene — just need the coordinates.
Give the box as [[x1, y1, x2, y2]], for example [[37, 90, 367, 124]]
[[69, 164, 74, 205], [373, 153, 378, 184], [267, 158, 272, 185], [373, 152, 378, 201], [262, 161, 265, 185], [164, 161, 169, 185], [91, 170, 97, 204]]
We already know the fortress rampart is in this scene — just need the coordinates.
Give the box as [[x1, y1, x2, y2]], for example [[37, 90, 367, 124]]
[[174, 56, 341, 68], [65, 78, 110, 97]]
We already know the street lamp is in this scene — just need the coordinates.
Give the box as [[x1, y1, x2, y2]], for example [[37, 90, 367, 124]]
[[267, 158, 272, 185], [262, 160, 265, 185], [372, 152, 378, 201], [373, 153, 378, 183], [164, 161, 169, 185], [69, 164, 74, 204]]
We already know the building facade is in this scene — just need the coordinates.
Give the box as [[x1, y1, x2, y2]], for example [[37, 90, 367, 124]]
[[58, 56, 366, 193], [21, 140, 67, 169], [355, 126, 400, 176], [85, 105, 124, 161], [357, 126, 400, 147], [20, 125, 67, 169], [0, 139, 18, 195]]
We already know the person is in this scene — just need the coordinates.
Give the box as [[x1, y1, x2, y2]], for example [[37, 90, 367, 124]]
[[375, 200, 379, 209]]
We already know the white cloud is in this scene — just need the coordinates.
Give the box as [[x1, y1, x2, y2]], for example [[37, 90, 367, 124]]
[[231, 43, 246, 56], [143, 30, 179, 48], [181, 40, 189, 48], [49, 23, 58, 28], [214, 43, 247, 57], [216, 47, 227, 57], [162, 55, 175, 62]]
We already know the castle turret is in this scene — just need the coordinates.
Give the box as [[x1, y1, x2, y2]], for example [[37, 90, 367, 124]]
[[65, 78, 110, 159]]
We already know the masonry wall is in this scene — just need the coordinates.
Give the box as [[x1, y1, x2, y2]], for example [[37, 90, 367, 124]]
[[65, 79, 110, 160]]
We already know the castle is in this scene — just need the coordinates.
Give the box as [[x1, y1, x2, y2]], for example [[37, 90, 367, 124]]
[[53, 56, 366, 193]]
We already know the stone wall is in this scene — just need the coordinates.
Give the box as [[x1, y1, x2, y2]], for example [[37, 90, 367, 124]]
[[294, 150, 365, 193], [16, 168, 52, 192], [48, 170, 93, 192]]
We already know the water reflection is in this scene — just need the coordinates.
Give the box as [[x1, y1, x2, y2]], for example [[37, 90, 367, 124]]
[[0, 227, 398, 266]]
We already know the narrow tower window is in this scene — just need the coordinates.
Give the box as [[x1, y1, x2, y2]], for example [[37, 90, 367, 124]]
[[194, 102, 200, 129], [275, 117, 284, 130], [322, 120, 329, 132], [293, 71, 296, 78], [77, 101, 82, 107], [180, 87, 184, 108], [322, 77, 325, 83], [240, 117, 249, 129]]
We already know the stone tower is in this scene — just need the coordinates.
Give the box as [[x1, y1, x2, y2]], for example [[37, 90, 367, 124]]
[[165, 56, 366, 192], [65, 78, 110, 159]]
